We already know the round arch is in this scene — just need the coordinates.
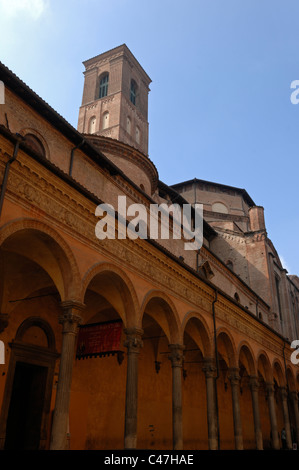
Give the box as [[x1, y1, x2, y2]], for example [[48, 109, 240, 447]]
[[257, 350, 273, 382], [272, 359, 286, 387], [182, 311, 213, 358], [81, 262, 139, 328], [19, 127, 50, 160], [140, 290, 181, 344], [216, 328, 238, 368], [15, 316, 56, 350], [0, 218, 81, 302], [238, 341, 257, 376]]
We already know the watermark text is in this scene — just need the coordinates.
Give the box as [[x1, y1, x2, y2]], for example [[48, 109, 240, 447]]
[[95, 196, 203, 251]]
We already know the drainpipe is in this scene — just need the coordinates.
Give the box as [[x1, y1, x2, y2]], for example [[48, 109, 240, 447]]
[[0, 138, 20, 218], [69, 139, 85, 177], [212, 288, 220, 449]]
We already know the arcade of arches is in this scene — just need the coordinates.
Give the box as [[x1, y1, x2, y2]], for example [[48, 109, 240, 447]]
[[0, 222, 298, 450]]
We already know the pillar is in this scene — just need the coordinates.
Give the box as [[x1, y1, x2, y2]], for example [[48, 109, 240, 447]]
[[124, 327, 143, 449], [280, 387, 292, 449], [50, 300, 84, 450], [265, 382, 279, 449], [202, 358, 218, 450], [228, 367, 243, 450], [249, 375, 263, 450], [290, 391, 299, 446], [168, 344, 184, 450]]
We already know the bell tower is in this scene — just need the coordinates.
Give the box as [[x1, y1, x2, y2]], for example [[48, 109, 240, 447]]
[[77, 44, 151, 156]]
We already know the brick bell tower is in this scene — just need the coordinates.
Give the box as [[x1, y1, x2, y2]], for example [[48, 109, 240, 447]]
[[77, 44, 151, 156]]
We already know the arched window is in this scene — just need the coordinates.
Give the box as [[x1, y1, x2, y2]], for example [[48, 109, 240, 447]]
[[24, 133, 46, 158], [102, 111, 109, 130], [89, 116, 96, 134], [212, 202, 228, 214], [130, 79, 137, 105], [99, 73, 109, 98]]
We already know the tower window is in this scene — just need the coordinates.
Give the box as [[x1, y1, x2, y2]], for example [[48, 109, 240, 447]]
[[102, 111, 109, 130], [89, 116, 96, 134], [130, 79, 137, 105], [99, 73, 109, 98]]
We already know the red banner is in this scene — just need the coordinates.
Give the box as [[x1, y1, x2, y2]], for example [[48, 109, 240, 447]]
[[76, 320, 123, 359]]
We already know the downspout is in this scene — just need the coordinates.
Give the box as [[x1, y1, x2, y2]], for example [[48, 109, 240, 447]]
[[212, 288, 220, 449], [0, 138, 20, 218], [69, 139, 85, 177]]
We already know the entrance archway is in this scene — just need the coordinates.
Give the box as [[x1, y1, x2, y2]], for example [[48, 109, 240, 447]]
[[0, 317, 58, 449]]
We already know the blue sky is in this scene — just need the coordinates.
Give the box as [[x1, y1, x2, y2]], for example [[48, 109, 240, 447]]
[[0, 0, 299, 274]]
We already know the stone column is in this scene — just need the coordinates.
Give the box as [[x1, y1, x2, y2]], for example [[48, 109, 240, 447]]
[[265, 382, 279, 450], [280, 387, 292, 449], [202, 358, 218, 450], [124, 327, 143, 449], [50, 301, 84, 450], [290, 391, 299, 446], [249, 375, 263, 450], [168, 344, 184, 450], [228, 367, 243, 450]]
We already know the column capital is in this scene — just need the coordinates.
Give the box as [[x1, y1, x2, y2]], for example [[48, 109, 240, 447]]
[[279, 386, 288, 401], [265, 381, 275, 396], [168, 344, 184, 368], [202, 358, 217, 378], [59, 300, 85, 334], [228, 367, 240, 385], [124, 327, 143, 351], [249, 375, 260, 392]]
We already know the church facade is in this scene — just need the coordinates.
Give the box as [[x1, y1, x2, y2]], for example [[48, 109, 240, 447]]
[[0, 44, 298, 450]]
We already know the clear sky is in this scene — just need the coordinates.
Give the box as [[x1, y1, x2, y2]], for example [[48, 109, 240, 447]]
[[0, 0, 298, 274]]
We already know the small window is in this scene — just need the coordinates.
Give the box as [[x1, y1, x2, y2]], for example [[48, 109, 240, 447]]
[[234, 292, 240, 302], [89, 116, 96, 134], [127, 117, 131, 134], [99, 73, 109, 98], [102, 111, 109, 130], [130, 79, 137, 105], [24, 133, 45, 158]]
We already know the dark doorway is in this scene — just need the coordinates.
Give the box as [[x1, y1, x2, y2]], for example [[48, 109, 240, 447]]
[[4, 361, 47, 449]]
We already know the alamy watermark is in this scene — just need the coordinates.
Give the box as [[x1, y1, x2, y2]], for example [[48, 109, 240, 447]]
[[290, 80, 299, 104], [0, 81, 4, 105], [291, 340, 299, 365], [95, 196, 203, 251]]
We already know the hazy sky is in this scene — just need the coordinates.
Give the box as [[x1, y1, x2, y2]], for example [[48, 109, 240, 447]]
[[1, 0, 299, 274]]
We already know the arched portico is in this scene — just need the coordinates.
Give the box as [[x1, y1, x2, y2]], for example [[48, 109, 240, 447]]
[[139, 290, 182, 450], [182, 313, 214, 449]]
